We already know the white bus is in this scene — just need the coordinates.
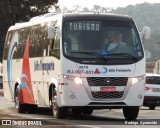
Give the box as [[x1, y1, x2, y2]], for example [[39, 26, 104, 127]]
[[3, 12, 149, 120]]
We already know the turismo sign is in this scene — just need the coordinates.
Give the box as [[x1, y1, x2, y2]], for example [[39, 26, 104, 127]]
[[68, 21, 101, 31]]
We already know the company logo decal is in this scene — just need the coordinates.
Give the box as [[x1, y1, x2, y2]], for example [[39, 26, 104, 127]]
[[34, 60, 54, 72], [105, 78, 111, 83], [94, 67, 107, 74]]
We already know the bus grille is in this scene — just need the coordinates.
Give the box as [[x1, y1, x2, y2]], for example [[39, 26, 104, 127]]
[[91, 91, 124, 99], [87, 77, 128, 99], [87, 77, 128, 86]]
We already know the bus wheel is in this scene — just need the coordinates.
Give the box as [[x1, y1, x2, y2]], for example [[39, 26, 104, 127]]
[[123, 106, 139, 120], [72, 108, 83, 115], [27, 104, 38, 113], [52, 97, 67, 119], [83, 108, 93, 115], [149, 106, 156, 110], [15, 88, 26, 113]]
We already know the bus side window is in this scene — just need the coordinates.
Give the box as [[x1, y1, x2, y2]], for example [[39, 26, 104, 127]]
[[30, 26, 38, 57], [17, 29, 26, 59], [49, 31, 60, 59], [3, 31, 12, 60], [16, 30, 22, 59], [43, 24, 54, 57], [35, 25, 44, 57]]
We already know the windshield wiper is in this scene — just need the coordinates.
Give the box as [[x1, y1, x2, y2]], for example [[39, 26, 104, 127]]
[[108, 53, 139, 61], [67, 51, 108, 61]]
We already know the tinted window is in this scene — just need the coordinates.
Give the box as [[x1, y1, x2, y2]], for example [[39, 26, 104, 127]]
[[146, 76, 160, 84], [30, 26, 38, 57], [17, 29, 29, 59], [63, 20, 143, 64], [49, 28, 60, 59], [3, 31, 12, 60]]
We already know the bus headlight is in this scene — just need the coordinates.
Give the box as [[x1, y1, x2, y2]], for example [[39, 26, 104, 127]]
[[131, 75, 145, 85], [74, 77, 83, 84], [131, 78, 138, 85], [64, 75, 83, 85]]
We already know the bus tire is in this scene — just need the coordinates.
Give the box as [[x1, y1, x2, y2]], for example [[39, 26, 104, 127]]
[[27, 104, 38, 113], [52, 97, 67, 119], [72, 108, 83, 115], [15, 88, 26, 113], [123, 106, 139, 120], [149, 105, 156, 110], [83, 108, 93, 115]]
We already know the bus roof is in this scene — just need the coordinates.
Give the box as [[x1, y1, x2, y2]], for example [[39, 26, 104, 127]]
[[8, 13, 63, 31], [63, 12, 132, 21], [8, 12, 132, 31]]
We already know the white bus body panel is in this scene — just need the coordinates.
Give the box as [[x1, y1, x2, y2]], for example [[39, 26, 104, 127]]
[[57, 57, 145, 107], [3, 56, 61, 106]]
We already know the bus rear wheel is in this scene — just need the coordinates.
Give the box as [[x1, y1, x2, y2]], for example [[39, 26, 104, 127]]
[[15, 88, 26, 113], [123, 106, 139, 120], [27, 104, 38, 113], [52, 97, 67, 119]]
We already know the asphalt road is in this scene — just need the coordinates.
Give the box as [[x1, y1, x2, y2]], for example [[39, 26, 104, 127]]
[[0, 90, 160, 128]]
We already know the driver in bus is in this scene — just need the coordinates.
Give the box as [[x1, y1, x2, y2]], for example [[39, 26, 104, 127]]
[[107, 31, 127, 51]]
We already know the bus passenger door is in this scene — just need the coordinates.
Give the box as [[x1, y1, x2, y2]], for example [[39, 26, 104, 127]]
[[42, 25, 61, 106], [42, 35, 54, 106]]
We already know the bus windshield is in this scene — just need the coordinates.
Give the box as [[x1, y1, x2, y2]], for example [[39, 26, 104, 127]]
[[63, 20, 143, 64]]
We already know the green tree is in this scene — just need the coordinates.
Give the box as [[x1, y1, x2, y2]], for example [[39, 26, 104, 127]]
[[110, 2, 160, 63], [0, 0, 58, 61], [82, 7, 90, 12], [92, 5, 101, 12]]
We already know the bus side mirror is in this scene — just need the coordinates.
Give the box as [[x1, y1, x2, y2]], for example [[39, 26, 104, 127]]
[[140, 26, 150, 40], [48, 25, 56, 39]]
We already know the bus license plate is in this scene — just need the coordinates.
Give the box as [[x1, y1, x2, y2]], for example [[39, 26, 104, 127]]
[[100, 87, 116, 92]]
